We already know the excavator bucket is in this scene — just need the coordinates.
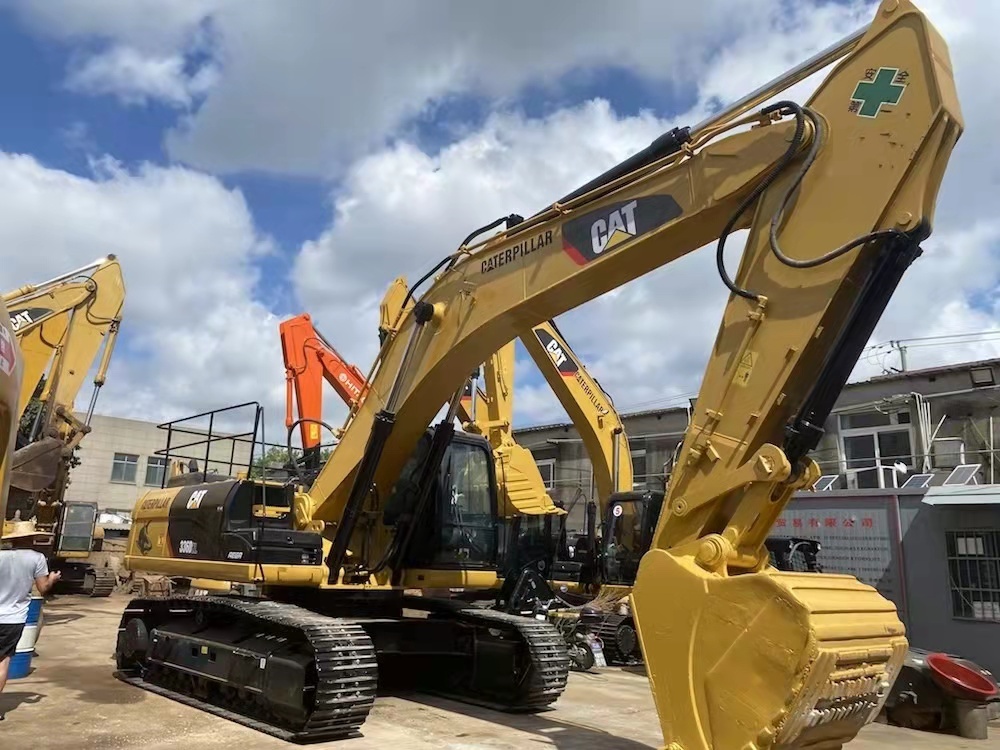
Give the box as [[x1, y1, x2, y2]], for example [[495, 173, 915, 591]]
[[10, 436, 63, 491]]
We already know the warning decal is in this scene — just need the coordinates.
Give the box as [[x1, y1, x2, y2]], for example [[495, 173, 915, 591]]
[[733, 351, 758, 388]]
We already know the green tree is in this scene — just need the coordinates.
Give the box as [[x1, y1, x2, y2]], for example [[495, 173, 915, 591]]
[[249, 445, 334, 478]]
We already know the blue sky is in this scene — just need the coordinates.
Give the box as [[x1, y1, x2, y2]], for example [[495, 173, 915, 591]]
[[0, 0, 995, 435], [0, 7, 694, 331]]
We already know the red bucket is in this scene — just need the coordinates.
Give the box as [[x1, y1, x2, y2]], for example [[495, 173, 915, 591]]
[[926, 652, 999, 702]]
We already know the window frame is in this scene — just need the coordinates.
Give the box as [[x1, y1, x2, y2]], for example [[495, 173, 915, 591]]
[[631, 448, 647, 491], [837, 409, 914, 489], [535, 458, 556, 490], [946, 529, 1000, 623], [110, 452, 139, 484], [144, 455, 167, 487]]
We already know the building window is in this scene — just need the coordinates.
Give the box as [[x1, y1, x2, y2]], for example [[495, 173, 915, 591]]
[[110, 453, 139, 484], [632, 449, 647, 490], [145, 456, 167, 487], [535, 459, 555, 490], [838, 409, 913, 489], [947, 530, 1000, 622]]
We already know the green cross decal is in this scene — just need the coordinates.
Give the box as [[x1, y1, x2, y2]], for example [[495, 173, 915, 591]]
[[850, 67, 906, 118]]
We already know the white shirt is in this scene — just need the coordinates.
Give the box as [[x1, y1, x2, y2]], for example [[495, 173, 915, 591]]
[[0, 549, 48, 624]]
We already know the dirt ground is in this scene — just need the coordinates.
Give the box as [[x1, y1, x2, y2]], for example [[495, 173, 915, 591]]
[[1, 596, 997, 750]]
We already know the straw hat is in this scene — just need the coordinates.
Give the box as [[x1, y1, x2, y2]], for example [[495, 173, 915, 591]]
[[1, 520, 54, 543]]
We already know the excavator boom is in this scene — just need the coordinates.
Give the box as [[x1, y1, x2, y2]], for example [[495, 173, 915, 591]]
[[280, 312, 368, 458], [4, 255, 124, 595], [7, 256, 124, 423], [302, 4, 961, 746], [522, 319, 632, 500]]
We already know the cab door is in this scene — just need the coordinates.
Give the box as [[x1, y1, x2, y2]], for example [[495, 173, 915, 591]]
[[57, 501, 99, 557]]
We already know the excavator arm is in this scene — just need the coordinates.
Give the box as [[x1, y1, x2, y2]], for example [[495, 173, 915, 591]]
[[0, 305, 23, 529], [280, 312, 368, 468], [461, 339, 563, 518], [4, 255, 124, 504], [303, 4, 961, 747], [522, 318, 633, 500]]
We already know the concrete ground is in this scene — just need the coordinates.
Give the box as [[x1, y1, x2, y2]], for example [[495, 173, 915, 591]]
[[2, 596, 997, 750]]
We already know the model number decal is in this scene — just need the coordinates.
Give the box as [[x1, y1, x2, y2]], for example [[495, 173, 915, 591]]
[[179, 539, 198, 555]]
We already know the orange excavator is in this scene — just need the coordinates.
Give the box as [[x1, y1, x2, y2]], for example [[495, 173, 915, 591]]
[[279, 313, 367, 473]]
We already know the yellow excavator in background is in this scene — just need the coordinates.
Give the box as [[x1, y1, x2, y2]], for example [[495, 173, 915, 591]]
[[3, 256, 125, 596], [117, 4, 962, 747], [0, 300, 24, 528]]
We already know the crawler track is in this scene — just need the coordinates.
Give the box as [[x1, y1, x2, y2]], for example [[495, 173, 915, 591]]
[[87, 568, 116, 597], [404, 597, 570, 711], [595, 614, 641, 666], [115, 596, 378, 743]]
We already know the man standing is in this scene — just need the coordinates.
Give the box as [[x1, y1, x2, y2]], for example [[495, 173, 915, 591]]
[[0, 525, 60, 719]]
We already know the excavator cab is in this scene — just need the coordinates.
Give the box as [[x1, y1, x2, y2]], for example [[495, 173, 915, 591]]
[[47, 500, 118, 596], [56, 501, 100, 557], [600, 491, 663, 586], [390, 429, 500, 570]]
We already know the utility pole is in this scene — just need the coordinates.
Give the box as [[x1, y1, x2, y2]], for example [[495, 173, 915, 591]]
[[890, 340, 908, 371]]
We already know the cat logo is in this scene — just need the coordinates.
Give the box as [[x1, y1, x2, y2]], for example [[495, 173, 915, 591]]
[[546, 339, 568, 368], [186, 489, 208, 509], [9, 307, 50, 333], [561, 194, 682, 266], [534, 328, 578, 377], [590, 200, 638, 255]]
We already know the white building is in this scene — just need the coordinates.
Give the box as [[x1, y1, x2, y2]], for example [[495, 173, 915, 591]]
[[65, 412, 254, 512]]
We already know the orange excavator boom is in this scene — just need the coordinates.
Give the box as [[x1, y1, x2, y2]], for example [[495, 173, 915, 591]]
[[279, 313, 368, 466]]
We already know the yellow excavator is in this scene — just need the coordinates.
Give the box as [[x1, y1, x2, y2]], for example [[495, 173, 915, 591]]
[[3, 255, 125, 596], [0, 300, 24, 528], [117, 4, 961, 747]]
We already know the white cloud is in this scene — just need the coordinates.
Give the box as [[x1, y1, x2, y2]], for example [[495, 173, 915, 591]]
[[4, 0, 221, 52], [289, 0, 1000, 428], [6, 0, 1000, 436], [162, 0, 772, 175], [5, 0, 820, 175], [65, 46, 217, 107], [0, 152, 286, 431], [4, 0, 221, 109]]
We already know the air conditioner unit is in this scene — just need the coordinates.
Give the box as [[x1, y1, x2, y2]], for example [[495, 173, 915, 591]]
[[932, 437, 966, 469]]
